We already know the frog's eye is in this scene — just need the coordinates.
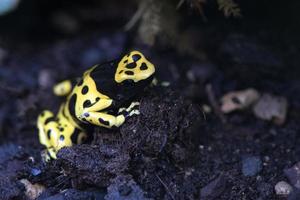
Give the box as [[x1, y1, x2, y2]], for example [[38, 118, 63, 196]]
[[115, 50, 155, 83]]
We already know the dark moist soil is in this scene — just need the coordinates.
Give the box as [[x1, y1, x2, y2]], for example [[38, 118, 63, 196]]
[[0, 1, 300, 200]]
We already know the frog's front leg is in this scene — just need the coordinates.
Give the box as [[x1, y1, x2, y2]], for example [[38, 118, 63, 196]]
[[82, 111, 125, 128], [80, 101, 140, 128]]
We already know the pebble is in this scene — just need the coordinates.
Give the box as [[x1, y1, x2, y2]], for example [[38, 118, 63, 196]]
[[257, 182, 273, 199], [242, 156, 262, 176], [275, 181, 293, 196], [30, 168, 41, 176], [253, 93, 288, 125], [284, 162, 300, 189]]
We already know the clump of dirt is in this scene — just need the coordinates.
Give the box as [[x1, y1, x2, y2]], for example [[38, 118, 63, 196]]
[[30, 88, 202, 199]]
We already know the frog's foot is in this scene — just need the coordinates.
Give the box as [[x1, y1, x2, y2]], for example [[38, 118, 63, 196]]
[[37, 110, 55, 148], [41, 147, 57, 161], [53, 80, 73, 96], [37, 110, 72, 160], [118, 102, 140, 117], [80, 102, 140, 128]]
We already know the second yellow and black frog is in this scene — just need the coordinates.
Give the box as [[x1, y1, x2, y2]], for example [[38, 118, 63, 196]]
[[37, 50, 155, 159]]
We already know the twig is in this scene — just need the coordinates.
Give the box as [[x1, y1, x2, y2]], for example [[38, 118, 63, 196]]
[[124, 0, 148, 31], [155, 174, 175, 200], [0, 82, 26, 96], [205, 83, 226, 124]]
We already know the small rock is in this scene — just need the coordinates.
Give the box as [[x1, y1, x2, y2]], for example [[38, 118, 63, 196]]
[[200, 174, 227, 200], [284, 162, 300, 189], [242, 156, 262, 176], [253, 93, 288, 125], [30, 168, 42, 176], [275, 181, 293, 196], [220, 88, 260, 113]]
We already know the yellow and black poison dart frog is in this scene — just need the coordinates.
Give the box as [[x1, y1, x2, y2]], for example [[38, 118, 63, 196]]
[[37, 51, 155, 159]]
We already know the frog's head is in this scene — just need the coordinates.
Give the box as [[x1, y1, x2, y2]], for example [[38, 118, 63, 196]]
[[115, 50, 155, 84], [89, 50, 155, 103]]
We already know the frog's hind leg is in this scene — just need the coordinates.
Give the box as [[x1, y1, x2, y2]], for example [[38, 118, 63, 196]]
[[37, 110, 59, 159], [37, 110, 55, 148]]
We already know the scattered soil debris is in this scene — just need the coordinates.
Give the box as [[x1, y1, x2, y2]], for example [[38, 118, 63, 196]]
[[200, 174, 227, 200], [284, 162, 300, 189]]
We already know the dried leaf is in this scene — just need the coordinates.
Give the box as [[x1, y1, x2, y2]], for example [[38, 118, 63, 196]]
[[20, 179, 45, 200], [217, 0, 241, 17]]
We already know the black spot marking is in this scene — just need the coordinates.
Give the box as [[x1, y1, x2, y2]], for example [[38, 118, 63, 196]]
[[47, 130, 51, 139], [68, 94, 77, 118], [59, 135, 64, 141], [232, 97, 241, 104], [81, 86, 89, 95], [77, 79, 83, 86], [126, 62, 136, 69], [119, 70, 124, 74], [84, 113, 90, 117], [96, 97, 100, 101], [125, 71, 134, 75], [45, 117, 55, 125], [59, 127, 64, 132], [123, 60, 128, 64], [83, 100, 92, 108], [132, 54, 141, 61], [140, 63, 148, 70], [71, 129, 80, 144], [99, 118, 110, 126]]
